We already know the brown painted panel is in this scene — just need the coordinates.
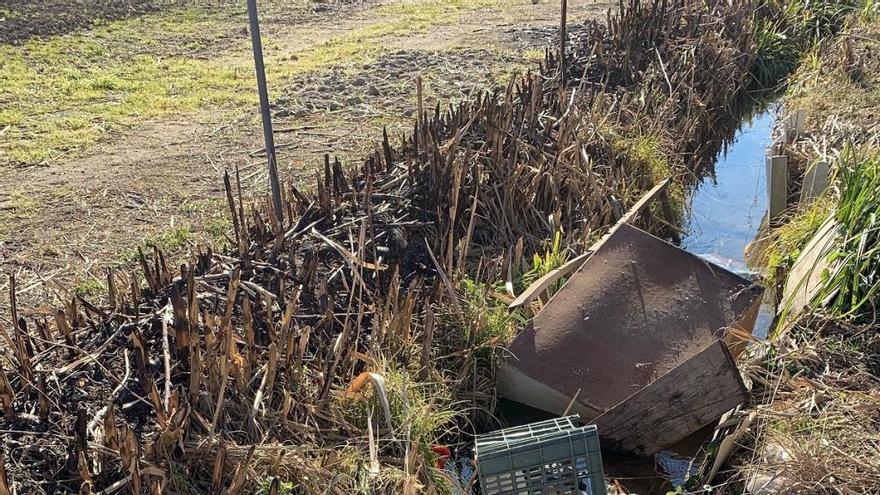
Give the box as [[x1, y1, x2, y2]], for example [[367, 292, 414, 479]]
[[503, 224, 762, 414]]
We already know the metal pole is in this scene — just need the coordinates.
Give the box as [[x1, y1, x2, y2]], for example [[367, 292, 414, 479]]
[[247, 0, 284, 225], [560, 0, 567, 86]]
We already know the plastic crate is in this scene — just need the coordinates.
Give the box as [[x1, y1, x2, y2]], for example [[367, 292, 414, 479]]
[[475, 416, 606, 495]]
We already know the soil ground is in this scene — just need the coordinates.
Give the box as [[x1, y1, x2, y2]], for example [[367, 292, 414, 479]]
[[1, 0, 180, 43], [0, 0, 613, 310]]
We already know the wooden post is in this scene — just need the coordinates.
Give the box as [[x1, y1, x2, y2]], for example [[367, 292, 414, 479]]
[[800, 159, 830, 204], [247, 0, 284, 226], [794, 108, 806, 136], [784, 113, 795, 143], [767, 155, 788, 222]]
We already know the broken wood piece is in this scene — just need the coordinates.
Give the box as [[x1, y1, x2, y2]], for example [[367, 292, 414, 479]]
[[778, 215, 838, 329], [499, 224, 762, 453], [591, 340, 748, 456], [508, 252, 591, 310]]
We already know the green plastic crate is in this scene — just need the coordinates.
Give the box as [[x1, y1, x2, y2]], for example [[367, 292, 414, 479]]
[[475, 415, 606, 495]]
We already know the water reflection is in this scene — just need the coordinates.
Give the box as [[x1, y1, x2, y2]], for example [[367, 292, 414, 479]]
[[682, 106, 779, 339], [683, 107, 778, 271]]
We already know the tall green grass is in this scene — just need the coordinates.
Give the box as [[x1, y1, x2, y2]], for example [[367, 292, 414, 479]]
[[752, 0, 858, 89], [519, 230, 569, 296], [817, 147, 880, 321]]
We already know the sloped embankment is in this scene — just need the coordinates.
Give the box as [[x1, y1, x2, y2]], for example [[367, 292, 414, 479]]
[[719, 10, 880, 493]]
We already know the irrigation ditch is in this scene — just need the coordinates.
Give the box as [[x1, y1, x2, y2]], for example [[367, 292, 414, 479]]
[[0, 1, 864, 494]]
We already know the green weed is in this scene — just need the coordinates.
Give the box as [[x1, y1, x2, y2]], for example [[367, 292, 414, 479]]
[[761, 195, 833, 281], [339, 359, 457, 491], [817, 146, 880, 321], [520, 230, 569, 296], [612, 133, 685, 224], [752, 0, 858, 89], [256, 479, 295, 495], [120, 227, 191, 262], [753, 17, 801, 89], [74, 276, 106, 298], [459, 277, 523, 346]]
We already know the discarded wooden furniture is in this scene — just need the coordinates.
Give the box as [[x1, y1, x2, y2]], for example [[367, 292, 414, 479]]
[[498, 224, 763, 457], [475, 415, 606, 495]]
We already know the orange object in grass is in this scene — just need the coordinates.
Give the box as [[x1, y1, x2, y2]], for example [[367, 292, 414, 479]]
[[431, 445, 451, 469]]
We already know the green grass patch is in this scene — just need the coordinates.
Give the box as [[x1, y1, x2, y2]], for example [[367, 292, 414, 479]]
[[120, 226, 191, 263], [751, 0, 859, 90], [761, 195, 833, 281], [0, 0, 504, 166], [256, 479, 295, 495], [7, 189, 38, 215], [612, 133, 686, 221], [518, 230, 569, 296], [74, 276, 106, 299], [337, 359, 457, 491], [784, 15, 880, 137], [459, 276, 524, 346], [1, 34, 252, 164]]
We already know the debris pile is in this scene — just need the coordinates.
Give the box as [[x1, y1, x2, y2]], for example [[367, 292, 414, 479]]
[[499, 223, 763, 456], [0, 1, 798, 493]]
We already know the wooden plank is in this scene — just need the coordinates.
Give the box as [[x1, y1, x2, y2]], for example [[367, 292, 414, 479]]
[[767, 155, 788, 221], [587, 178, 671, 253], [779, 216, 837, 326], [616, 178, 670, 227], [509, 178, 671, 310], [496, 361, 605, 420], [508, 252, 590, 310], [800, 159, 829, 204], [591, 340, 748, 457], [794, 108, 807, 136], [782, 117, 793, 144]]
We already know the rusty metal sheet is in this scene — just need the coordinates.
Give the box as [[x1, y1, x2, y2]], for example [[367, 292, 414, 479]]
[[503, 223, 763, 416]]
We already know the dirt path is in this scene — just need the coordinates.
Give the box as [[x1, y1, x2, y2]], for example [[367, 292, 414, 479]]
[[0, 0, 613, 309]]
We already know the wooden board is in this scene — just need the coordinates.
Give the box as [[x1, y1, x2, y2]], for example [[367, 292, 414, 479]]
[[800, 159, 830, 204], [779, 216, 838, 325], [591, 340, 748, 457], [767, 155, 788, 221]]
